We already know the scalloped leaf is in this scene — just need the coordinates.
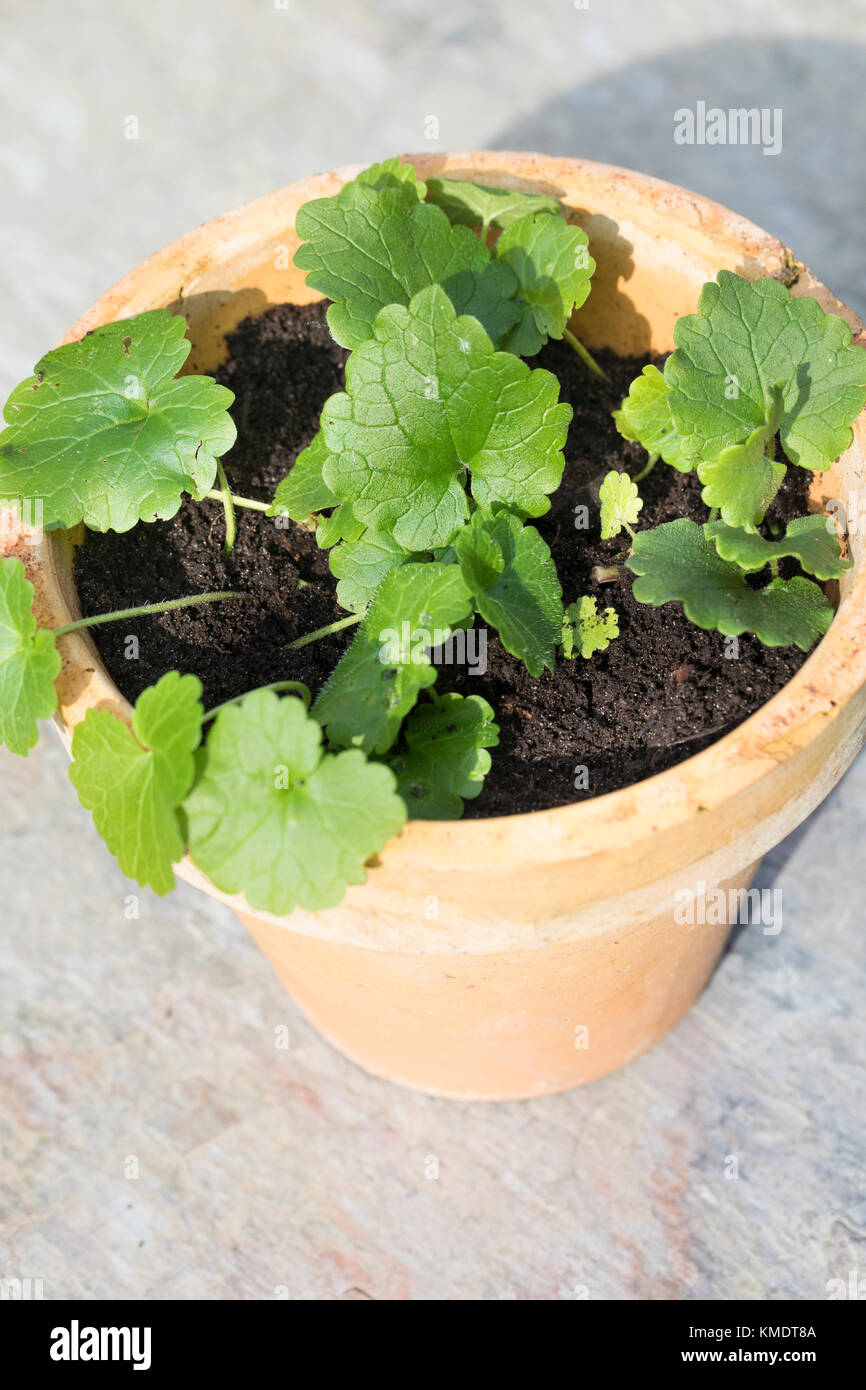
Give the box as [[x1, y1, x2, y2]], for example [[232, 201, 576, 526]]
[[294, 180, 519, 349], [269, 430, 337, 521], [706, 515, 850, 580], [599, 470, 643, 540], [612, 364, 692, 472], [184, 689, 406, 915], [313, 561, 473, 754], [666, 272, 866, 471], [0, 556, 61, 755], [625, 518, 833, 650], [454, 509, 562, 676], [425, 177, 560, 232], [321, 285, 571, 551], [69, 671, 204, 894], [0, 310, 236, 533], [562, 596, 619, 659], [387, 691, 499, 819], [495, 213, 596, 357]]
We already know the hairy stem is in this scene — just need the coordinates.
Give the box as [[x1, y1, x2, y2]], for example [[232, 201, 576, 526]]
[[202, 679, 312, 723], [214, 461, 237, 554], [632, 454, 658, 483], [205, 488, 272, 514], [52, 591, 243, 638], [287, 613, 362, 650], [563, 327, 608, 381]]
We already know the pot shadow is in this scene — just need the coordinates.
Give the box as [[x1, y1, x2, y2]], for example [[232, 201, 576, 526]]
[[490, 35, 866, 319], [164, 286, 271, 375]]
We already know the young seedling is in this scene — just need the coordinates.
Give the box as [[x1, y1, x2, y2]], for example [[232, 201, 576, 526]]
[[385, 690, 499, 820], [0, 554, 240, 755], [561, 596, 620, 659], [599, 470, 643, 540], [294, 159, 605, 374], [0, 309, 268, 555]]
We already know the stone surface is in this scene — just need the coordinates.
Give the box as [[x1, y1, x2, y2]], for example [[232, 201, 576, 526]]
[[1, 0, 865, 1301]]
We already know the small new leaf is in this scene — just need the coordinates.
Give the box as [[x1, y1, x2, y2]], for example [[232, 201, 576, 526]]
[[706, 515, 850, 581], [696, 420, 786, 528], [425, 176, 560, 232], [626, 518, 834, 650], [495, 213, 596, 357], [313, 561, 473, 754], [69, 671, 204, 895], [599, 470, 643, 540], [321, 285, 571, 551], [0, 311, 237, 532], [355, 157, 427, 200], [0, 555, 61, 755], [184, 689, 406, 915], [562, 596, 619, 659], [328, 525, 410, 613], [454, 510, 562, 676], [269, 431, 337, 521], [387, 692, 499, 819], [612, 364, 691, 471], [295, 181, 518, 349], [666, 272, 866, 471]]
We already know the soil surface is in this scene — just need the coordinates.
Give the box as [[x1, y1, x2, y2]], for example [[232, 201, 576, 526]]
[[75, 300, 812, 816]]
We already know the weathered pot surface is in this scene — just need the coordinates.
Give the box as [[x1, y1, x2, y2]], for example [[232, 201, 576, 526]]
[[6, 153, 866, 1099]]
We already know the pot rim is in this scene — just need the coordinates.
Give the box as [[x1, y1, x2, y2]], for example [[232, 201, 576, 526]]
[[11, 151, 866, 877]]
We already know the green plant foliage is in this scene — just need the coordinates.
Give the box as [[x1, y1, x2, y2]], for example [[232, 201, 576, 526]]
[[495, 213, 596, 357], [599, 470, 643, 540], [184, 688, 406, 914], [320, 285, 571, 551], [562, 596, 620, 659], [313, 562, 473, 754], [425, 176, 560, 233], [454, 509, 562, 676], [0, 311, 236, 532], [69, 671, 204, 895], [612, 364, 691, 471], [387, 691, 499, 819], [626, 518, 834, 650], [0, 556, 61, 755], [706, 515, 850, 580]]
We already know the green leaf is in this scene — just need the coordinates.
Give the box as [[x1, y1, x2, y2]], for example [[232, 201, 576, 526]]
[[441, 260, 522, 353], [355, 157, 427, 200], [425, 176, 560, 232], [666, 272, 866, 471], [706, 515, 851, 581], [562, 596, 619, 659], [184, 689, 406, 915], [387, 692, 499, 819], [69, 671, 204, 895], [495, 213, 596, 357], [328, 525, 410, 613], [625, 518, 834, 651], [696, 420, 786, 528], [612, 364, 692, 471], [294, 181, 518, 349], [599, 470, 643, 540], [454, 510, 562, 676], [269, 431, 337, 521], [0, 556, 61, 755], [313, 561, 473, 754], [0, 310, 237, 533], [315, 501, 366, 550], [321, 285, 571, 551]]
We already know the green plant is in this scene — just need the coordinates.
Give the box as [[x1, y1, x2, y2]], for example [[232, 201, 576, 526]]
[[2, 164, 864, 916], [612, 270, 865, 646]]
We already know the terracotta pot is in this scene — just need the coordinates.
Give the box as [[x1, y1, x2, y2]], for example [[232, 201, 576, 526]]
[[6, 153, 866, 1100]]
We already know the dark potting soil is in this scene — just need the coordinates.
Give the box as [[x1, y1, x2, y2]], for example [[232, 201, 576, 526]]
[[74, 300, 811, 817]]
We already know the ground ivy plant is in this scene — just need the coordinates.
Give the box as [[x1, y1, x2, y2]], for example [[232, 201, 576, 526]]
[[1, 162, 863, 915]]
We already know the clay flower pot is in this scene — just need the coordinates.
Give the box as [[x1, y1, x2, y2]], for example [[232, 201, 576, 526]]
[[8, 153, 866, 1100]]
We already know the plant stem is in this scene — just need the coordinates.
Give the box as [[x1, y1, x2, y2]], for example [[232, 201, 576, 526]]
[[202, 679, 311, 723], [563, 327, 608, 381], [632, 454, 658, 483], [205, 488, 271, 514], [769, 558, 780, 579], [52, 591, 243, 638], [287, 613, 362, 650], [214, 461, 237, 554], [709, 508, 720, 523]]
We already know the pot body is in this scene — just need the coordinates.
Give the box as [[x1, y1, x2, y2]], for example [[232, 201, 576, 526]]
[[6, 154, 866, 1099]]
